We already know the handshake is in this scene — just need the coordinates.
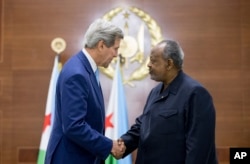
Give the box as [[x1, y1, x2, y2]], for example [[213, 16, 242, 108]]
[[111, 138, 126, 159]]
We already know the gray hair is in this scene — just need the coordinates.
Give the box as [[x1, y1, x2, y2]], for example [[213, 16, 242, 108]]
[[159, 40, 184, 69], [83, 19, 124, 48]]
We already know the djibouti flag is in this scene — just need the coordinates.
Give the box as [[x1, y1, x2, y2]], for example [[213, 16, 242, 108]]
[[105, 58, 132, 164], [37, 55, 61, 164]]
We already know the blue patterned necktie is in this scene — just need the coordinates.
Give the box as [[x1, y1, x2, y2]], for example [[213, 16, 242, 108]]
[[95, 68, 100, 85]]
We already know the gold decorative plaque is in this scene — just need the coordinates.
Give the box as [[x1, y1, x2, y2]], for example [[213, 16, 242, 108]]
[[101, 7, 163, 87]]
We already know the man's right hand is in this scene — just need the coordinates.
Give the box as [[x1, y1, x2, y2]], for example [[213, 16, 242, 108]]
[[111, 139, 126, 159]]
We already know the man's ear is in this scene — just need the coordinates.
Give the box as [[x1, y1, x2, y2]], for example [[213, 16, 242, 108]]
[[166, 58, 174, 70], [97, 40, 105, 50]]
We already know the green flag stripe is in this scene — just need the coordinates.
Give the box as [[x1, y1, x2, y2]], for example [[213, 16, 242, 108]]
[[37, 150, 46, 164], [105, 154, 118, 164]]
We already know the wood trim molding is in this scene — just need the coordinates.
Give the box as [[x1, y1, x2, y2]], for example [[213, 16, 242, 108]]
[[217, 147, 230, 163], [16, 147, 230, 163], [18, 147, 38, 163], [0, 79, 2, 95], [0, 111, 2, 164], [0, 0, 5, 63]]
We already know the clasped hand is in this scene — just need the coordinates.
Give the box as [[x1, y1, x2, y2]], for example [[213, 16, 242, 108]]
[[111, 139, 126, 159]]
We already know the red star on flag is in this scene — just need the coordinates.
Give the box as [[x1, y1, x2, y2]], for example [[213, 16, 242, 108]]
[[105, 113, 114, 129], [43, 113, 51, 132]]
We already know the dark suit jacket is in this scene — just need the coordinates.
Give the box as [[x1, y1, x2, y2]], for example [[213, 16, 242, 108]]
[[121, 70, 218, 164], [45, 51, 112, 164]]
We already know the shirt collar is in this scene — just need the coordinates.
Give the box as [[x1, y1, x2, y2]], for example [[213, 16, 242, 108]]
[[82, 48, 97, 73]]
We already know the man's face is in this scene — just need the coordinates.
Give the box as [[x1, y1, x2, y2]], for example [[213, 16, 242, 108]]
[[99, 38, 121, 68], [147, 45, 168, 82]]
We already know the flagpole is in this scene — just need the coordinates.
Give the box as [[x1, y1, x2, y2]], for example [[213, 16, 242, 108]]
[[37, 37, 66, 164]]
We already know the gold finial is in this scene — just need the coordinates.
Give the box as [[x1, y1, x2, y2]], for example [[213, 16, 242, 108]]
[[51, 37, 66, 54]]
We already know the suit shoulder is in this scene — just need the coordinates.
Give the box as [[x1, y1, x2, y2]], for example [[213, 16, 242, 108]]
[[182, 73, 212, 95], [58, 57, 90, 85], [183, 74, 203, 88]]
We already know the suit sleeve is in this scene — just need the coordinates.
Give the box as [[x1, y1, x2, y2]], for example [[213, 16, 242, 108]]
[[120, 90, 154, 157], [120, 115, 142, 157], [60, 74, 112, 160], [185, 86, 217, 164]]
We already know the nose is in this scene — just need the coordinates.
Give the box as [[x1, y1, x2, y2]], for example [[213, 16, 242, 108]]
[[147, 61, 151, 68], [113, 51, 119, 58]]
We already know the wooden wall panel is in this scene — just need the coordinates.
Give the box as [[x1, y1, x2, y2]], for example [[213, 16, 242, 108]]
[[241, 0, 250, 147], [0, 0, 2, 154], [0, 0, 250, 163], [0, 0, 2, 64], [1, 0, 15, 163], [0, 110, 2, 164]]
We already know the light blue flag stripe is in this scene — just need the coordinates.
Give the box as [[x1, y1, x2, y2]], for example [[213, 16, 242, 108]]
[[116, 62, 132, 164]]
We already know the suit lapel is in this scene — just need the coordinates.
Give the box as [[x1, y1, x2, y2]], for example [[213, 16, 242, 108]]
[[77, 51, 105, 109]]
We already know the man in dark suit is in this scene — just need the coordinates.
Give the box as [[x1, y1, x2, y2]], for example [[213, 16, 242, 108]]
[[119, 40, 218, 164], [45, 19, 125, 164]]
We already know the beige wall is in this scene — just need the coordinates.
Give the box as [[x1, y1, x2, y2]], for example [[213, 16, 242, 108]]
[[0, 0, 250, 163]]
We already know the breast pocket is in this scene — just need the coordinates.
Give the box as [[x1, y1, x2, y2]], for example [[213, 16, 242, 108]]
[[151, 109, 178, 135]]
